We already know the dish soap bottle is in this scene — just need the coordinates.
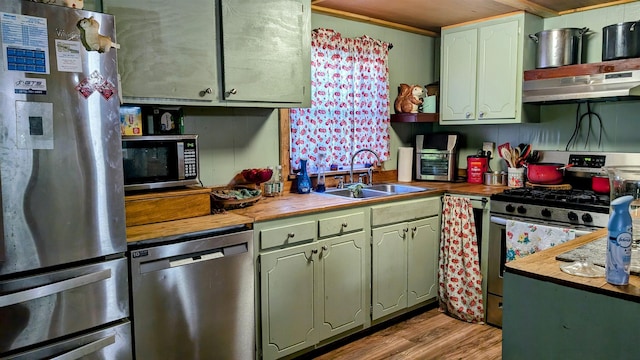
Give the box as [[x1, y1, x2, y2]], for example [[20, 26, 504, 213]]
[[297, 158, 311, 194], [316, 153, 326, 193], [606, 195, 634, 285]]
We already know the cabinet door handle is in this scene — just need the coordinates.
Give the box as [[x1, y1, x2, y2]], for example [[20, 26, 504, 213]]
[[411, 226, 417, 237], [479, 111, 485, 118], [200, 87, 213, 97], [465, 112, 472, 119], [311, 248, 318, 254]]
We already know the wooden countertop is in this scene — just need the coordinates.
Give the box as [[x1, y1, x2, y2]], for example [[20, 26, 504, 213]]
[[126, 212, 253, 243], [125, 181, 507, 243], [506, 228, 640, 303], [233, 181, 507, 222]]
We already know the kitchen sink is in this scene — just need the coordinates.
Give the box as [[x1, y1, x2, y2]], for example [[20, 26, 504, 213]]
[[323, 188, 391, 199], [367, 184, 430, 194], [322, 183, 431, 199]]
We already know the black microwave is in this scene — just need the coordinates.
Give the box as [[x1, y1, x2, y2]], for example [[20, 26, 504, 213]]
[[122, 135, 199, 191]]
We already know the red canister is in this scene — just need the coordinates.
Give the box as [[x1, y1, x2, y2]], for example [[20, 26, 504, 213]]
[[467, 151, 489, 184]]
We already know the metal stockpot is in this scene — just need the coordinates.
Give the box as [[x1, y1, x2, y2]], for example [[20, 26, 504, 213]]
[[529, 27, 588, 68], [602, 21, 640, 61]]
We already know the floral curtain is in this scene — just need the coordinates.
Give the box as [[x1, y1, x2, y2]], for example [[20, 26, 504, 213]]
[[438, 196, 484, 323], [289, 28, 391, 172]]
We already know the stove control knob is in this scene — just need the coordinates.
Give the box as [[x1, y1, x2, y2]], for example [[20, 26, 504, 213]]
[[568, 212, 578, 221], [517, 206, 527, 214], [541, 209, 552, 217], [582, 213, 593, 223], [506, 204, 515, 213]]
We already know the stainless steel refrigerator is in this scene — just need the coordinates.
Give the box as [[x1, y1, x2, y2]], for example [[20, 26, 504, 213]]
[[0, 1, 131, 358]]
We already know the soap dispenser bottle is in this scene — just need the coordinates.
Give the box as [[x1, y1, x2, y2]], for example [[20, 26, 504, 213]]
[[606, 195, 634, 285]]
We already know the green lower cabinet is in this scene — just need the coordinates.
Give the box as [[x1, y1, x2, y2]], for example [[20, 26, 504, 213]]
[[317, 233, 367, 340], [260, 232, 366, 360], [407, 216, 439, 307], [260, 242, 317, 359], [372, 216, 439, 320]]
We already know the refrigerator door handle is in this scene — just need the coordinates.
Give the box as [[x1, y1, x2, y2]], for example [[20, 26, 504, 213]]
[[0, 269, 111, 308], [49, 334, 116, 360]]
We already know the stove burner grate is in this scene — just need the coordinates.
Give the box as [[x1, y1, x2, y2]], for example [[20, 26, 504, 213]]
[[493, 188, 610, 208]]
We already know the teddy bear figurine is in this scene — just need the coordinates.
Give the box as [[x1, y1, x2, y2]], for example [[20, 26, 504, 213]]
[[394, 84, 425, 114], [78, 17, 120, 53]]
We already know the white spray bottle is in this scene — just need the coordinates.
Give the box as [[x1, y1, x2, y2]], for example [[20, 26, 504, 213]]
[[606, 195, 634, 285]]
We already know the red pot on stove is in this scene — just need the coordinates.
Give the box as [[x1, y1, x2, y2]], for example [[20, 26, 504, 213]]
[[525, 163, 574, 185], [591, 175, 610, 194]]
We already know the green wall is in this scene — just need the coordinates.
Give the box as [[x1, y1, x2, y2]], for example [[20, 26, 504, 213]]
[[439, 2, 640, 172]]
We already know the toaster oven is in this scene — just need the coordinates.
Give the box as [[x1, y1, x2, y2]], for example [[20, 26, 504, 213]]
[[415, 133, 460, 182]]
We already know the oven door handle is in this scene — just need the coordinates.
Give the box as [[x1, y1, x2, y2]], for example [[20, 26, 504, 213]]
[[490, 216, 593, 237]]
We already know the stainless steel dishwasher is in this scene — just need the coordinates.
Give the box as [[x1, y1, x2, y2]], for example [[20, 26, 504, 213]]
[[129, 227, 255, 359]]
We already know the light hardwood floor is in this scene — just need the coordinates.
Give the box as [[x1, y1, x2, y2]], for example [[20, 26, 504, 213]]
[[308, 306, 502, 360]]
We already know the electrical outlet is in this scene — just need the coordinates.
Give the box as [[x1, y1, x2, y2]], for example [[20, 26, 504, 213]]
[[483, 141, 495, 158]]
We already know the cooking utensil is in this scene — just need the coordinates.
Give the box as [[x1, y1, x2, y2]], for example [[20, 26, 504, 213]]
[[497, 143, 511, 159], [527, 150, 540, 163], [591, 175, 610, 194], [525, 163, 573, 184], [501, 147, 514, 167], [602, 21, 640, 61], [529, 27, 588, 68]]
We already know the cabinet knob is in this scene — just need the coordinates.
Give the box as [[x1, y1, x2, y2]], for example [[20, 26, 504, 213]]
[[287, 232, 295, 239], [479, 111, 485, 118], [199, 87, 213, 97], [226, 88, 238, 96], [311, 248, 318, 254], [465, 112, 472, 119], [322, 245, 329, 251], [341, 222, 348, 228]]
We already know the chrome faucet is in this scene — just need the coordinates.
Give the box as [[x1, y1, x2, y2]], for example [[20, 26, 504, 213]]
[[350, 148, 381, 185]]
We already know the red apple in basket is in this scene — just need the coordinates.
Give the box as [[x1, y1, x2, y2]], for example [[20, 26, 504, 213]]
[[241, 168, 273, 184]]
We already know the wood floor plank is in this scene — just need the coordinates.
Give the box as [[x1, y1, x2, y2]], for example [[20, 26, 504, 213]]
[[311, 308, 502, 360]]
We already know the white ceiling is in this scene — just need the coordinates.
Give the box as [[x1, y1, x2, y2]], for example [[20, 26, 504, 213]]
[[311, 0, 638, 36]]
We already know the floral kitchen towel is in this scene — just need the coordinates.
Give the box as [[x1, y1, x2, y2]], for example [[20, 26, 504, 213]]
[[438, 195, 484, 323], [505, 220, 576, 262]]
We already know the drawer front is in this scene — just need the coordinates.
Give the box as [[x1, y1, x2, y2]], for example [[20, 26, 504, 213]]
[[318, 212, 365, 238], [260, 221, 316, 250], [0, 257, 129, 353], [371, 197, 440, 227]]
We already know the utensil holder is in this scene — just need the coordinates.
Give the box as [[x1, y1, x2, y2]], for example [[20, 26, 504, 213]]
[[508, 167, 525, 188]]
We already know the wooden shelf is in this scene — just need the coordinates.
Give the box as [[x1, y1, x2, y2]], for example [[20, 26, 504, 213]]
[[390, 113, 439, 123], [524, 58, 640, 81]]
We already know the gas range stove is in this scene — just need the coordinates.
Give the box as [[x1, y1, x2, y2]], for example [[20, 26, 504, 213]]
[[490, 151, 640, 229], [491, 188, 610, 228]]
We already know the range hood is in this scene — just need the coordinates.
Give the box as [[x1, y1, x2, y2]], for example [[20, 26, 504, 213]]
[[522, 59, 640, 103], [523, 69, 640, 103]]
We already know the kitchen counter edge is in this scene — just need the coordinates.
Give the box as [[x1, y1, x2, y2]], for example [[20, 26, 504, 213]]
[[126, 182, 506, 243], [506, 228, 640, 303]]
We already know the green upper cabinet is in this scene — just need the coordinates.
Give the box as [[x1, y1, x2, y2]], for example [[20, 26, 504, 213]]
[[221, 0, 308, 104], [440, 12, 542, 125], [102, 0, 311, 107]]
